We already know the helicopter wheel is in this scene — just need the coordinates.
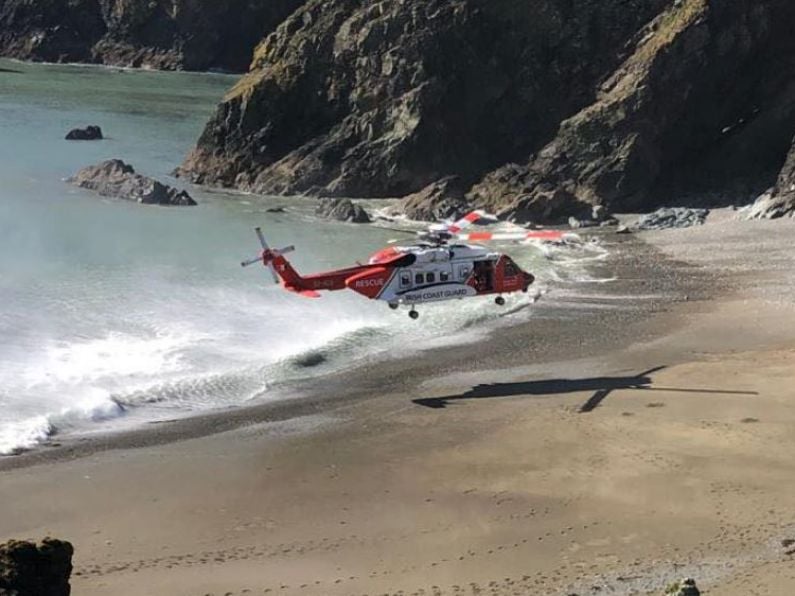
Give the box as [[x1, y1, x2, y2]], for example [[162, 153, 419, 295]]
[[495, 296, 506, 306], [388, 302, 399, 310], [409, 309, 419, 320]]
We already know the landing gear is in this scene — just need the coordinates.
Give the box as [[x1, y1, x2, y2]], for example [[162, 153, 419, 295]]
[[388, 302, 399, 310], [409, 309, 420, 320], [495, 296, 506, 306]]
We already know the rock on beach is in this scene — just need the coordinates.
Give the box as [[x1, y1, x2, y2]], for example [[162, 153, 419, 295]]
[[0, 538, 74, 596]]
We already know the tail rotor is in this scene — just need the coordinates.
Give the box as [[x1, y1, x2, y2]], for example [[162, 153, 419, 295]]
[[241, 227, 295, 284]]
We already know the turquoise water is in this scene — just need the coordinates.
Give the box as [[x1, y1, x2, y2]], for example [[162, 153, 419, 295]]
[[0, 59, 604, 454]]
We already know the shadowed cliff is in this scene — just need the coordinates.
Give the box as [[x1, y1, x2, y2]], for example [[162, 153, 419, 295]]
[[177, 0, 795, 222], [0, 0, 304, 71]]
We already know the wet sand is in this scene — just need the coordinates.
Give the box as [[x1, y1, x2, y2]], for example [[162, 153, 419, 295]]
[[2, 216, 795, 595]]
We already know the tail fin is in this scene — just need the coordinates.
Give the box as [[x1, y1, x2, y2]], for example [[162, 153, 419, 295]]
[[241, 228, 320, 298]]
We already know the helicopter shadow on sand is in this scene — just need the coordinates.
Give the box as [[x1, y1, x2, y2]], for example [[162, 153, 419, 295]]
[[412, 366, 759, 411]]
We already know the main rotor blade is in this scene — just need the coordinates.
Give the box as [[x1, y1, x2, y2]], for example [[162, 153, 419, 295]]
[[267, 262, 280, 283], [241, 255, 263, 267], [456, 230, 566, 242], [375, 225, 418, 235], [255, 227, 270, 251], [447, 210, 498, 233]]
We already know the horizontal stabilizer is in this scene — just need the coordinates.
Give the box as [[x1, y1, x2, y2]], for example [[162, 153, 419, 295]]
[[286, 286, 321, 298]]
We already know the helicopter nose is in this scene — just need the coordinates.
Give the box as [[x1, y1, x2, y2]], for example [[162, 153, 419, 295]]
[[523, 271, 535, 289]]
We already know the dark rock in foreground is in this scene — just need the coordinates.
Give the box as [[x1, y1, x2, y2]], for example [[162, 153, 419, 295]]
[[632, 208, 709, 231], [69, 159, 196, 206], [316, 198, 370, 223], [65, 125, 102, 141], [0, 538, 73, 596]]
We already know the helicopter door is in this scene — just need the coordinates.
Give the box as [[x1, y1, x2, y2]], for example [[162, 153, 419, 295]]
[[473, 260, 494, 292], [456, 263, 472, 283]]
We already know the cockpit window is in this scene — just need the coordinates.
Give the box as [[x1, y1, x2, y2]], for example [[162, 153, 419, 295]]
[[504, 261, 520, 277]]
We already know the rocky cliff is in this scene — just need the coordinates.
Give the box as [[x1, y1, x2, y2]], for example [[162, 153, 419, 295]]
[[0, 0, 304, 71], [178, 0, 671, 197], [471, 0, 795, 222], [178, 0, 795, 222]]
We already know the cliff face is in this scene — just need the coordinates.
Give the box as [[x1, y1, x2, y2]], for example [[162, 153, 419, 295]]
[[0, 0, 304, 71], [471, 0, 795, 221], [178, 0, 670, 197], [179, 0, 795, 222]]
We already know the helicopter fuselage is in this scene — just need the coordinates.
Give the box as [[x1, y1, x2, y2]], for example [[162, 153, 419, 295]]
[[267, 242, 534, 310]]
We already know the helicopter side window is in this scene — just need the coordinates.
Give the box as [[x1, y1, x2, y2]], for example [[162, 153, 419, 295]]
[[440, 271, 450, 283], [504, 260, 520, 277], [459, 265, 471, 280], [427, 272, 436, 284], [400, 272, 411, 287], [415, 272, 424, 285]]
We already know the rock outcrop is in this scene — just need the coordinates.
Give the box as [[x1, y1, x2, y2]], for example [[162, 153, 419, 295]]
[[178, 0, 795, 223], [743, 137, 795, 219], [470, 0, 795, 222], [0, 538, 73, 596], [0, 0, 304, 71], [632, 207, 709, 230], [315, 198, 370, 223], [65, 125, 103, 141], [69, 159, 196, 206], [400, 176, 469, 222]]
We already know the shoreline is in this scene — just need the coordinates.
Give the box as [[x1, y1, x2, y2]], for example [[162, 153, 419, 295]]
[[2, 217, 794, 595], [0, 230, 705, 471]]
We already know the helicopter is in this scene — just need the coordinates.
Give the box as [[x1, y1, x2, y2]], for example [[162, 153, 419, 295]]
[[241, 210, 573, 319]]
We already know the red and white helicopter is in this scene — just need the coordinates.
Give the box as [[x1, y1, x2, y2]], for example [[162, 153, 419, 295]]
[[241, 211, 572, 319]]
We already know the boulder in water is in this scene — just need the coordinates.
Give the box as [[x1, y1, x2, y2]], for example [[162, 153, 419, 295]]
[[68, 159, 197, 206], [632, 208, 709, 231], [0, 538, 73, 596], [65, 125, 103, 141], [316, 198, 370, 223]]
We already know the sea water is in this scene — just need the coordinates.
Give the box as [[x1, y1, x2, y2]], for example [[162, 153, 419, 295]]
[[0, 59, 607, 454]]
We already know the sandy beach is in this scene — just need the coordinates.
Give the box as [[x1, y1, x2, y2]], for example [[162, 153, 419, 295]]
[[2, 216, 795, 595]]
